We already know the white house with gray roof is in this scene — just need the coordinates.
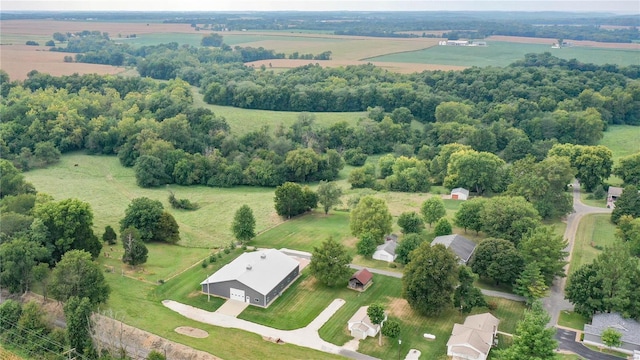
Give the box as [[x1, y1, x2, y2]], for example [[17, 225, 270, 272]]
[[431, 234, 477, 265], [373, 235, 398, 262], [584, 313, 640, 355], [200, 249, 299, 307]]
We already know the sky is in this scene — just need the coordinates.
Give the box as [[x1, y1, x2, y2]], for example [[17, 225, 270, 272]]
[[2, 0, 639, 14]]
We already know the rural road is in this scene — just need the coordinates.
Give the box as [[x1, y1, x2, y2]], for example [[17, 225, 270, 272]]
[[542, 181, 611, 327]]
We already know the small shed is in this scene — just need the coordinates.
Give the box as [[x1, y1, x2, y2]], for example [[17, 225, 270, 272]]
[[373, 234, 398, 262], [349, 268, 373, 291], [451, 188, 469, 201], [347, 306, 382, 340]]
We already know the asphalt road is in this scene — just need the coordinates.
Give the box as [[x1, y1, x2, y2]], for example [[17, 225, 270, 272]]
[[556, 329, 622, 360], [542, 181, 612, 326]]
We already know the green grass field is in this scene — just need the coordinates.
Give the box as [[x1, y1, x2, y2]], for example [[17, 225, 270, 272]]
[[368, 41, 640, 67], [24, 153, 283, 248], [569, 214, 618, 275], [558, 310, 589, 331], [191, 87, 365, 136]]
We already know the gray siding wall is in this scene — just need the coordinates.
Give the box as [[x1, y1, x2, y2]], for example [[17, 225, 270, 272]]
[[201, 280, 265, 305], [264, 266, 299, 306]]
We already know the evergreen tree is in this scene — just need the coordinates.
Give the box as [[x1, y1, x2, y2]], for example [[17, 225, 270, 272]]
[[495, 301, 558, 360], [64, 296, 96, 357], [102, 225, 117, 244], [514, 262, 549, 304]]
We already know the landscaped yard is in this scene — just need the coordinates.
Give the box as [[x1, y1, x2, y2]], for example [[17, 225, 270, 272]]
[[558, 310, 589, 331]]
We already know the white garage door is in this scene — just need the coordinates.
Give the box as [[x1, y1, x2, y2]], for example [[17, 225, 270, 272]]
[[229, 288, 245, 302]]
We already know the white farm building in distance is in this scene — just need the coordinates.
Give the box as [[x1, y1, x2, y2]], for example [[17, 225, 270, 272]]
[[439, 40, 487, 46]]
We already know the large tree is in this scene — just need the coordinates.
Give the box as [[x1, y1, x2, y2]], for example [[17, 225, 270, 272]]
[[156, 211, 180, 244], [495, 301, 558, 360], [403, 242, 459, 316], [309, 237, 353, 287], [274, 182, 317, 218], [350, 196, 392, 242], [231, 204, 256, 243], [120, 197, 164, 242], [549, 144, 612, 192], [420, 197, 446, 228], [453, 266, 487, 314], [565, 244, 640, 318], [454, 198, 486, 234], [316, 181, 343, 215], [397, 211, 424, 234], [613, 152, 640, 186], [121, 228, 148, 267], [395, 233, 425, 265], [35, 198, 102, 262], [444, 150, 507, 195], [611, 185, 640, 224], [470, 238, 523, 286], [518, 226, 568, 286], [50, 250, 110, 306], [429, 143, 472, 184], [0, 159, 34, 198], [0, 238, 49, 293], [481, 196, 540, 245], [64, 296, 95, 357]]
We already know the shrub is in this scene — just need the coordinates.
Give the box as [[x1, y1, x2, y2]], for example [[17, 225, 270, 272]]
[[343, 148, 368, 166], [388, 262, 397, 268], [487, 301, 498, 311], [209, 254, 216, 262], [592, 185, 606, 200], [224, 248, 231, 254], [168, 191, 199, 210], [201, 260, 208, 268]]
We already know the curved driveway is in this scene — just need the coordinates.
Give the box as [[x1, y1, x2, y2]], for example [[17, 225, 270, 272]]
[[543, 182, 611, 326]]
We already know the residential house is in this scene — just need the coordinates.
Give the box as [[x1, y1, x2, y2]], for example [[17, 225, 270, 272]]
[[200, 249, 299, 307], [607, 186, 624, 208], [431, 234, 477, 265], [348, 268, 373, 291], [451, 188, 470, 200], [447, 313, 500, 360], [583, 313, 640, 355], [373, 234, 398, 262], [347, 306, 384, 340]]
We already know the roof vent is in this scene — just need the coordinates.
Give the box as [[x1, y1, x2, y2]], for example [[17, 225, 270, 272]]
[[260, 253, 266, 259], [246, 264, 252, 270]]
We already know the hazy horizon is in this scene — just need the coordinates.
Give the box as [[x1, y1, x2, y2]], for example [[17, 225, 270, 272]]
[[2, 1, 639, 14]]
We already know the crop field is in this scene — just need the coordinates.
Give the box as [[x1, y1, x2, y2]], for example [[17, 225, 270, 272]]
[[0, 45, 128, 81], [368, 41, 640, 67]]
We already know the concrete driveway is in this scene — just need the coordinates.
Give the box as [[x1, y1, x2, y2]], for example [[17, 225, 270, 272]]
[[215, 299, 249, 317], [555, 329, 622, 360]]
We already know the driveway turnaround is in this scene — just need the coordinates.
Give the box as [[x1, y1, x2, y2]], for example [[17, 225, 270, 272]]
[[555, 329, 622, 360], [163, 299, 379, 360]]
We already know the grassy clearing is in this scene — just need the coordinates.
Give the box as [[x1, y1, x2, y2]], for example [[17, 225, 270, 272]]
[[558, 355, 585, 360], [24, 153, 283, 249], [252, 210, 356, 254], [579, 192, 607, 208], [599, 125, 640, 162], [191, 88, 365, 136], [558, 310, 589, 331], [569, 214, 618, 275], [369, 41, 640, 67]]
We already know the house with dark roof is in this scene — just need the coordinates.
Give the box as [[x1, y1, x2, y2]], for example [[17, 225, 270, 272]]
[[200, 249, 299, 307], [447, 313, 499, 360], [373, 234, 398, 262], [584, 313, 640, 355], [349, 268, 373, 291], [431, 234, 477, 265]]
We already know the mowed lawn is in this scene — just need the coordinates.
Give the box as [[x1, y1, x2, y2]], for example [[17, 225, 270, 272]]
[[369, 41, 640, 67], [103, 261, 342, 360], [24, 153, 283, 248], [569, 214, 618, 275]]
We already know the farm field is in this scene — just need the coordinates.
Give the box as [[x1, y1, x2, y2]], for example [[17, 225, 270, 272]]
[[598, 125, 640, 162], [368, 41, 640, 67]]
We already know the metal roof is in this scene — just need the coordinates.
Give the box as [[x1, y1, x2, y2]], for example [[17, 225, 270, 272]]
[[200, 249, 299, 295], [431, 234, 477, 263]]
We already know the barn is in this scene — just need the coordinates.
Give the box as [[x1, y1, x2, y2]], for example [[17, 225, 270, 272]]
[[451, 188, 470, 200], [200, 249, 299, 307]]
